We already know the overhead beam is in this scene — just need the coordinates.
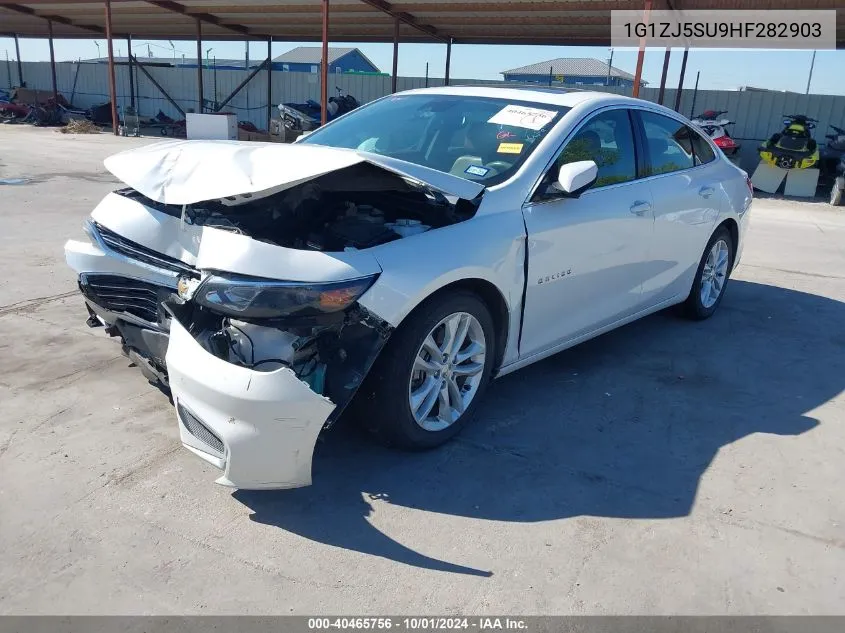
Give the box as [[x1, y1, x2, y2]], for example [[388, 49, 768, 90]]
[[145, 0, 252, 36], [358, 0, 447, 42], [194, 0, 638, 10], [1, 3, 104, 34]]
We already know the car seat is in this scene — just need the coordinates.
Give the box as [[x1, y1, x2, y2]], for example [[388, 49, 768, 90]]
[[450, 122, 500, 176]]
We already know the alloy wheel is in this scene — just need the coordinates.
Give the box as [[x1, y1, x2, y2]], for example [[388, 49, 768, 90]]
[[700, 239, 730, 309], [408, 312, 487, 432]]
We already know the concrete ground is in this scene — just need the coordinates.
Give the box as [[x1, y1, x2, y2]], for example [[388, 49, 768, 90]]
[[1, 126, 844, 615]]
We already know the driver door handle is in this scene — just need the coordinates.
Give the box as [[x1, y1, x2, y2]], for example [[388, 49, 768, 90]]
[[629, 201, 652, 216]]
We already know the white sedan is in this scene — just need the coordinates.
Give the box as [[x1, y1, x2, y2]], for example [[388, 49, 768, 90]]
[[65, 86, 752, 489]]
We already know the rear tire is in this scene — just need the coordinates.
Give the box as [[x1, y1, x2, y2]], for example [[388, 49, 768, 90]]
[[357, 291, 495, 450], [682, 226, 734, 321]]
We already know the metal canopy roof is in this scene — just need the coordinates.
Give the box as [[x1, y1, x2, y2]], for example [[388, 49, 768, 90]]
[[3, 0, 842, 46]]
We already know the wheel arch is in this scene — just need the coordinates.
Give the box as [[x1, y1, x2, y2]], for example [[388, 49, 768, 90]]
[[396, 278, 511, 373], [715, 217, 739, 271]]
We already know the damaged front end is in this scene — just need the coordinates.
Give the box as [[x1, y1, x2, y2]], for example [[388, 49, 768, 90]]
[[165, 276, 393, 489], [65, 140, 486, 488]]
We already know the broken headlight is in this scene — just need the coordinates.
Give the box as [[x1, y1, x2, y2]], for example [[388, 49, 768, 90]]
[[193, 273, 378, 319]]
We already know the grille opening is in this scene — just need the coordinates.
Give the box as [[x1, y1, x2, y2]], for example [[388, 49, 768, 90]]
[[177, 402, 225, 455], [80, 274, 166, 324]]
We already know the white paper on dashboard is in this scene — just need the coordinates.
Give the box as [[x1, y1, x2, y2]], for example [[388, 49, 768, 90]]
[[488, 104, 558, 131]]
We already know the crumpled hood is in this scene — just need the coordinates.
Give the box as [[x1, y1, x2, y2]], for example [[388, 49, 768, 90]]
[[103, 140, 484, 205]]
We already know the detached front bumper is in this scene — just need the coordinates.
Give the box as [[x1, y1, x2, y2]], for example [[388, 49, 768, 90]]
[[166, 318, 336, 490]]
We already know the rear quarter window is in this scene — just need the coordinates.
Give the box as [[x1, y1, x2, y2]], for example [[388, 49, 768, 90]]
[[639, 111, 695, 175], [689, 126, 717, 165]]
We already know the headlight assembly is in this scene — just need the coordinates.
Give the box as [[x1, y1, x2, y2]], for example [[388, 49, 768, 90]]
[[193, 273, 378, 319]]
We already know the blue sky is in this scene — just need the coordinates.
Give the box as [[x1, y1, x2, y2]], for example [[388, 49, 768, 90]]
[[1, 37, 841, 95]]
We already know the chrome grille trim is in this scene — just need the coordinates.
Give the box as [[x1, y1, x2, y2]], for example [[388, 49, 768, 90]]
[[93, 222, 196, 277], [80, 274, 166, 325]]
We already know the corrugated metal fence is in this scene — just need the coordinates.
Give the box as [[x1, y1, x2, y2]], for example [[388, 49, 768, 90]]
[[3, 61, 844, 151], [0, 61, 494, 128]]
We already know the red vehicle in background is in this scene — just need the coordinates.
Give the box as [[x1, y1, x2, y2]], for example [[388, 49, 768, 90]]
[[691, 110, 741, 156]]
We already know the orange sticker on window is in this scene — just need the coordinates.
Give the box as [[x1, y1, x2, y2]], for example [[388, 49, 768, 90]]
[[497, 142, 524, 154]]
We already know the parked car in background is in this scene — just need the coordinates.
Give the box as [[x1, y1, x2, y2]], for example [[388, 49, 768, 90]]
[[65, 86, 752, 489]]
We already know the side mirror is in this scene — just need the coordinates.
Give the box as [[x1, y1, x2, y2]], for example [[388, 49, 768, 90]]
[[552, 160, 598, 197]]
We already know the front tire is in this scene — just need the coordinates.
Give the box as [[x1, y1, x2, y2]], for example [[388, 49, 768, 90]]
[[683, 227, 734, 320], [358, 291, 495, 449]]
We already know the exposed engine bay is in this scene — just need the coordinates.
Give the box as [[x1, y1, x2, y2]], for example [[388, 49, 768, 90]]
[[118, 163, 479, 252]]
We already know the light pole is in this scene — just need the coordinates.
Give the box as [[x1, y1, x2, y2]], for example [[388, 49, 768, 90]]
[[805, 50, 816, 95]]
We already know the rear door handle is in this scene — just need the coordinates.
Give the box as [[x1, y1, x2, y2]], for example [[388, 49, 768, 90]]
[[699, 186, 716, 198], [629, 201, 652, 216]]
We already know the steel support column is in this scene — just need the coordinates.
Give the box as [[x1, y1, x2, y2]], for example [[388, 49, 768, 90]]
[[267, 37, 273, 130], [444, 38, 452, 86], [14, 35, 24, 87], [196, 19, 203, 112], [104, 0, 119, 134], [689, 70, 700, 118], [674, 47, 689, 112], [127, 35, 135, 108], [632, 0, 652, 98], [657, 48, 671, 105], [321, 0, 329, 125], [47, 20, 58, 102], [391, 17, 399, 93]]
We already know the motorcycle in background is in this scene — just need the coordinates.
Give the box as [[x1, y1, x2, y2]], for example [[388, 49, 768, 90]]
[[821, 125, 845, 206], [691, 110, 741, 157]]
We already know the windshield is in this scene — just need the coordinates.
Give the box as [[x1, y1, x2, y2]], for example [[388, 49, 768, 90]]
[[300, 94, 569, 186]]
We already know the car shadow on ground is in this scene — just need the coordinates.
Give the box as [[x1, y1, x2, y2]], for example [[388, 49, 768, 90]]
[[235, 280, 844, 576]]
